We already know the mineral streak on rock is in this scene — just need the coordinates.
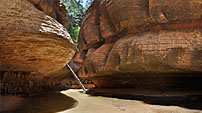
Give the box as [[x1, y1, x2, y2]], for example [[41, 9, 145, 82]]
[[0, 0, 76, 95], [75, 0, 202, 89]]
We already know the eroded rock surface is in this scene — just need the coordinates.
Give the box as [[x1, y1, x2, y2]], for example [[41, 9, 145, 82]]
[[28, 0, 68, 26], [0, 0, 75, 95], [76, 0, 202, 89]]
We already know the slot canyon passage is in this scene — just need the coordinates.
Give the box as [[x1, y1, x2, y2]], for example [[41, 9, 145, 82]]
[[1, 0, 202, 113]]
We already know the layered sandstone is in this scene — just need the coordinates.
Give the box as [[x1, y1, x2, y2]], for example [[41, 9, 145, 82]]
[[77, 0, 202, 89], [28, 0, 68, 26], [0, 0, 75, 95]]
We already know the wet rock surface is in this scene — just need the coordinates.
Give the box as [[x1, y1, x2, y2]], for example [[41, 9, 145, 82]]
[[0, 0, 76, 95], [76, 0, 202, 89]]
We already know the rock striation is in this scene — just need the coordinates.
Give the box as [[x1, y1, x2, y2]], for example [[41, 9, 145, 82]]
[[76, 0, 202, 89], [0, 0, 76, 95], [28, 0, 68, 26]]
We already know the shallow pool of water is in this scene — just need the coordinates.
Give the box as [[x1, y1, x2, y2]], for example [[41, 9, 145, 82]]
[[0, 92, 78, 113]]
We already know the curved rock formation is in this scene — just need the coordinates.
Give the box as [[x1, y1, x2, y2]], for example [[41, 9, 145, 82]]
[[77, 0, 202, 89], [28, 0, 68, 26], [0, 0, 75, 95]]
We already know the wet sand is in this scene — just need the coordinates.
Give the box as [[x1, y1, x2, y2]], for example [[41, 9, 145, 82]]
[[60, 89, 202, 113]]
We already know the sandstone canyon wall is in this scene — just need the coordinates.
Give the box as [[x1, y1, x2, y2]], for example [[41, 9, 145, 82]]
[[27, 0, 68, 26], [0, 0, 75, 95], [76, 0, 202, 89]]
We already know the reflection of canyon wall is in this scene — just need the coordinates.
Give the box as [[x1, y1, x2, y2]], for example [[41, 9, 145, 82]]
[[76, 0, 202, 89], [0, 0, 75, 95]]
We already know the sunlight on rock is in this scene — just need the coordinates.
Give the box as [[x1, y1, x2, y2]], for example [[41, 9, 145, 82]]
[[39, 15, 74, 44]]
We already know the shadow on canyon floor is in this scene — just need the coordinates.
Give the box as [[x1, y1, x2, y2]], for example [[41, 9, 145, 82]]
[[119, 94, 202, 110], [88, 89, 202, 110]]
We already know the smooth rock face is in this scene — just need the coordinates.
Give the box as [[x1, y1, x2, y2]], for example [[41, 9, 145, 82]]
[[0, 0, 76, 95], [77, 0, 202, 88]]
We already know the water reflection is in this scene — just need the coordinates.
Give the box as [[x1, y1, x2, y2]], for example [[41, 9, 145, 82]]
[[1, 92, 78, 113]]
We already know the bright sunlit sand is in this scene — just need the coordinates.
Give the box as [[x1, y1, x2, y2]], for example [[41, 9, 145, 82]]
[[59, 89, 202, 113]]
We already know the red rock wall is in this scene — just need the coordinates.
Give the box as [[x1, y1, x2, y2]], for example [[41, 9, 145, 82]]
[[0, 0, 75, 95], [76, 0, 202, 88], [28, 0, 68, 26]]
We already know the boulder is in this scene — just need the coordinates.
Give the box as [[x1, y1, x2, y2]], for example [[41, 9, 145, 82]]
[[77, 0, 202, 90], [0, 0, 76, 95]]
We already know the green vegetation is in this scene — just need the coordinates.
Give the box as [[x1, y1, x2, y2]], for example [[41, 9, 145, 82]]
[[60, 0, 86, 26], [68, 25, 80, 44], [60, 0, 94, 44]]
